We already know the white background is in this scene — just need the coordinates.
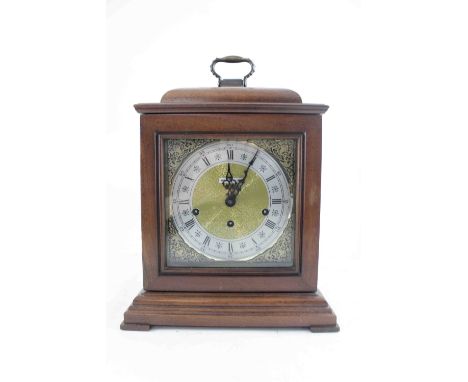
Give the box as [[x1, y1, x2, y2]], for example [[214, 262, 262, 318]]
[[1, 1, 467, 381]]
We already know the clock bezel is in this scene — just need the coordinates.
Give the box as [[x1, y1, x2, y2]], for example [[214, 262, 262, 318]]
[[141, 113, 322, 292]]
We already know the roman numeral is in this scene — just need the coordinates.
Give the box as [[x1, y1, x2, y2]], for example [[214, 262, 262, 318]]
[[202, 157, 210, 166], [265, 220, 276, 229], [184, 176, 194, 181], [251, 238, 258, 245], [228, 242, 233, 253], [266, 175, 275, 182], [179, 200, 189, 204], [203, 236, 211, 247], [185, 219, 195, 230], [227, 149, 234, 160], [272, 199, 282, 204]]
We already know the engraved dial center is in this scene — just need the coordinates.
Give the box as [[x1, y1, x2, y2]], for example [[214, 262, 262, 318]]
[[191, 163, 268, 240]]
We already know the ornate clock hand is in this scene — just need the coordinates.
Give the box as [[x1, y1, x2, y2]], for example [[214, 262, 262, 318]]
[[222, 162, 234, 190], [223, 162, 238, 207], [225, 150, 259, 207]]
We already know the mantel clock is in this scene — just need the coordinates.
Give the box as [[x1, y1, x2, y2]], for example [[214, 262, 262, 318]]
[[121, 56, 339, 332]]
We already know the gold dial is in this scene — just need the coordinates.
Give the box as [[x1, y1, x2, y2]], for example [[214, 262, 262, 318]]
[[192, 163, 269, 240]]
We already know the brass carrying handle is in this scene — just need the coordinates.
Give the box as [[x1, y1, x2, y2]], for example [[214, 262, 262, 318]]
[[210, 56, 255, 87]]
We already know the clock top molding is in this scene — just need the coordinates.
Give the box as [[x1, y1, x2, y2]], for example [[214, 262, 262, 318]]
[[134, 87, 329, 115]]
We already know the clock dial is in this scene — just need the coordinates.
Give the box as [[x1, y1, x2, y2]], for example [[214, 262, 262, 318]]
[[171, 141, 292, 261]]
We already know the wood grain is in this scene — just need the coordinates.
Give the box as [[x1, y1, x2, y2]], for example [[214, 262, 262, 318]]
[[134, 103, 328, 115], [160, 87, 303, 103], [121, 291, 338, 331]]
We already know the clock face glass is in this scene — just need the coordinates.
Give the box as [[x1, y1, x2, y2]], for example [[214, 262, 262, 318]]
[[164, 138, 297, 267]]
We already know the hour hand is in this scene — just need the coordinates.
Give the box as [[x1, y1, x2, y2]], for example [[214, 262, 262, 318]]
[[225, 150, 258, 206], [223, 163, 238, 207], [222, 162, 234, 190], [225, 182, 242, 207]]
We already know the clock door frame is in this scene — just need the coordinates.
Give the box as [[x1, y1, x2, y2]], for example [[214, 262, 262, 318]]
[[140, 111, 323, 292], [158, 132, 302, 274]]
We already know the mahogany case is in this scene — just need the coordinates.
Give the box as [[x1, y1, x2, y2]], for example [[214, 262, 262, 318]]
[[121, 85, 338, 332]]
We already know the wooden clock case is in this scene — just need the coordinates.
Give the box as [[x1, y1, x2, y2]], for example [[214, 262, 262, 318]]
[[121, 86, 339, 332]]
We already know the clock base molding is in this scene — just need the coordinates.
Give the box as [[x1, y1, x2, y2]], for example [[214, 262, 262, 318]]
[[121, 290, 338, 332]]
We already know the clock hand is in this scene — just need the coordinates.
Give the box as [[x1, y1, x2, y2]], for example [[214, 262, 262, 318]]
[[222, 162, 234, 190], [236, 149, 259, 192], [223, 161, 239, 207], [225, 150, 259, 207]]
